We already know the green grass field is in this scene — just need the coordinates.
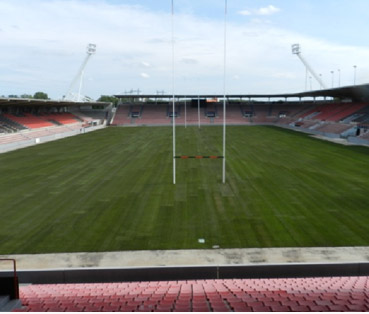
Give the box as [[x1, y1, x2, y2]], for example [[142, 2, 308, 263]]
[[0, 125, 369, 254]]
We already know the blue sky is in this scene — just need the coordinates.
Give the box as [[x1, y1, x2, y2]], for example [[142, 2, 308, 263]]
[[1, 0, 369, 99]]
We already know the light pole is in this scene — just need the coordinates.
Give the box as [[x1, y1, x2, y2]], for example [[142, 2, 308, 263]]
[[353, 65, 357, 85], [291, 43, 327, 89], [64, 43, 96, 101], [330, 71, 334, 88], [309, 76, 312, 90], [337, 69, 341, 87]]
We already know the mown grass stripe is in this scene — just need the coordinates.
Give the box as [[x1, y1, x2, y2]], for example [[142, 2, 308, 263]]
[[0, 125, 368, 254]]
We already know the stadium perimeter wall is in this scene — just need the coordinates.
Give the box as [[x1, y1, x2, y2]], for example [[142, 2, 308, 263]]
[[276, 123, 366, 141], [2, 263, 369, 285], [347, 136, 369, 145], [0, 125, 106, 154]]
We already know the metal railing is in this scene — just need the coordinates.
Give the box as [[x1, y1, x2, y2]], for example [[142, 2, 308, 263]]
[[0, 259, 19, 299]]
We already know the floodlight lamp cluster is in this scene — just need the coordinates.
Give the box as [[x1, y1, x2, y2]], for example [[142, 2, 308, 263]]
[[87, 43, 96, 55], [291, 43, 300, 55]]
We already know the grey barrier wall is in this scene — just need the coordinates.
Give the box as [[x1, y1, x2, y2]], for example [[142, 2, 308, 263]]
[[1, 263, 369, 284], [348, 136, 369, 146], [0, 125, 106, 154], [277, 124, 340, 138], [113, 122, 369, 146], [276, 124, 368, 142]]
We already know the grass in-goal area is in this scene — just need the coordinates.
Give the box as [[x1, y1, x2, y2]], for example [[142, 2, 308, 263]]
[[0, 125, 368, 254]]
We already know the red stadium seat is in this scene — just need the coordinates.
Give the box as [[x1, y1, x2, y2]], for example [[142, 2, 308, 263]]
[[16, 276, 369, 312]]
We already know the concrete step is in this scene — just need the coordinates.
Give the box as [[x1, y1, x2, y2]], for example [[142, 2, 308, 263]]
[[0, 296, 9, 309], [0, 295, 22, 312]]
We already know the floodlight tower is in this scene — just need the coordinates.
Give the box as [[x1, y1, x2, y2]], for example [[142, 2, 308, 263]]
[[64, 43, 96, 101], [292, 44, 327, 90]]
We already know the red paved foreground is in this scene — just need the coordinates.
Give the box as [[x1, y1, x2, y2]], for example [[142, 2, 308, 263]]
[[15, 276, 369, 312]]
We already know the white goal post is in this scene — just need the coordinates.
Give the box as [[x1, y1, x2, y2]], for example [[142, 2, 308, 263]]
[[171, 0, 228, 185]]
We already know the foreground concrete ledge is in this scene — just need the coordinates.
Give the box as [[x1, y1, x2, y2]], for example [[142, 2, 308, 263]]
[[1, 246, 369, 271], [2, 262, 369, 285]]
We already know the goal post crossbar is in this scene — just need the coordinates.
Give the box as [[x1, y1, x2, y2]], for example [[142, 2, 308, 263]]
[[174, 155, 224, 159]]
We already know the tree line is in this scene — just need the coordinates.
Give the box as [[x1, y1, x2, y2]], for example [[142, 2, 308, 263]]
[[2, 92, 49, 100], [1, 93, 122, 106]]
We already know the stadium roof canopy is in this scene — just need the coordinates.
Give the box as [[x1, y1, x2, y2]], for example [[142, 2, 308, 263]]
[[0, 97, 110, 107], [115, 83, 369, 102]]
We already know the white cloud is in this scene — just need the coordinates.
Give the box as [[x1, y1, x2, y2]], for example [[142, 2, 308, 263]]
[[0, 1, 368, 99], [258, 5, 281, 16], [140, 73, 150, 79], [140, 61, 151, 68], [238, 5, 281, 17], [238, 10, 251, 16]]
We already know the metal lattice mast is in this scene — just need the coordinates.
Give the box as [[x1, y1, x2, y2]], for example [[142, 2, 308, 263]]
[[292, 44, 327, 90], [64, 43, 96, 101]]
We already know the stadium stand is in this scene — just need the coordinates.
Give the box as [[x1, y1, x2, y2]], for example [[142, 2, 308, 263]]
[[15, 276, 369, 312], [0, 115, 28, 132], [183, 105, 204, 124], [293, 120, 318, 129], [205, 103, 217, 118], [21, 129, 54, 139], [40, 113, 80, 125], [4, 114, 55, 129], [250, 105, 275, 123], [72, 111, 105, 123], [240, 103, 253, 118], [0, 96, 368, 146], [298, 104, 322, 119], [313, 123, 353, 134], [109, 101, 369, 144], [140, 105, 170, 125], [111, 104, 131, 125], [130, 105, 143, 118], [0, 133, 28, 145], [217, 104, 246, 124], [297, 102, 366, 123], [269, 104, 306, 119], [352, 105, 369, 124], [15, 125, 79, 139], [312, 103, 348, 121], [325, 103, 367, 122], [360, 131, 369, 140]]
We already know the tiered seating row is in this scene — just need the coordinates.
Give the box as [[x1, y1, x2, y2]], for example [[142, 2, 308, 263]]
[[15, 276, 369, 312], [219, 106, 247, 124], [42, 113, 79, 125], [326, 103, 367, 122], [110, 102, 369, 138], [4, 114, 54, 129], [313, 103, 348, 121], [3, 113, 80, 130], [314, 123, 353, 134], [0, 133, 28, 145], [139, 106, 169, 124], [0, 125, 81, 146], [111, 105, 132, 125], [299, 103, 367, 122], [20, 126, 75, 139], [114, 103, 369, 125]]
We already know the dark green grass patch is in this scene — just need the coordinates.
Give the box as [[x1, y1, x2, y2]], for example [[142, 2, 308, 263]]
[[0, 126, 368, 254]]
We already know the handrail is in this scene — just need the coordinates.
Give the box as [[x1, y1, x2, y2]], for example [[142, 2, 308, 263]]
[[0, 259, 18, 299]]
